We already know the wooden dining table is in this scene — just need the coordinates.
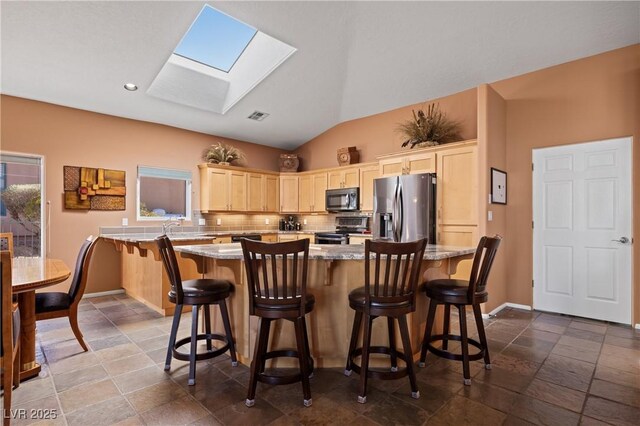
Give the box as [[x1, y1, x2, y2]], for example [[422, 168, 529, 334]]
[[12, 257, 71, 381]]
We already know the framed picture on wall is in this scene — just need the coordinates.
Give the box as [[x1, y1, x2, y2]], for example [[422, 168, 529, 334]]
[[491, 168, 507, 204]]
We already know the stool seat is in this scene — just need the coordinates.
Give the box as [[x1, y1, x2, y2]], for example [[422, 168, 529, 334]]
[[255, 293, 315, 316], [348, 287, 412, 312], [422, 279, 488, 305], [168, 278, 232, 305]]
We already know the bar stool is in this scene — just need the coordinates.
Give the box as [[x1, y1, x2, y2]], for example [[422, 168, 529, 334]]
[[240, 238, 314, 408], [156, 235, 237, 386], [344, 238, 427, 404], [418, 236, 501, 385]]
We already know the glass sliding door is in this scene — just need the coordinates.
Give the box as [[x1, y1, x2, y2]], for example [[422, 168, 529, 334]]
[[0, 153, 44, 257]]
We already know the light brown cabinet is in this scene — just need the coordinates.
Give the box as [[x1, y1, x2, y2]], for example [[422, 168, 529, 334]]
[[199, 166, 246, 212], [211, 236, 232, 244], [436, 144, 477, 227], [278, 233, 314, 242], [358, 163, 379, 211], [247, 172, 279, 212], [298, 172, 327, 213], [279, 174, 299, 213], [328, 167, 359, 189], [348, 235, 372, 245], [262, 234, 278, 242], [378, 151, 436, 177]]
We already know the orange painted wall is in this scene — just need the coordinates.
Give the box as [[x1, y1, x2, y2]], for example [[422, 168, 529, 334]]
[[0, 95, 283, 294], [491, 44, 640, 323], [477, 84, 508, 313], [294, 88, 478, 170]]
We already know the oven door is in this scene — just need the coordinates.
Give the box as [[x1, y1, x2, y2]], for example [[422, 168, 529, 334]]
[[314, 233, 349, 244]]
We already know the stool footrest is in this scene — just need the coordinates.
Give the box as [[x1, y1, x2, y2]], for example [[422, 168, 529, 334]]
[[255, 349, 314, 386], [425, 334, 485, 362], [347, 345, 411, 380], [172, 333, 231, 362]]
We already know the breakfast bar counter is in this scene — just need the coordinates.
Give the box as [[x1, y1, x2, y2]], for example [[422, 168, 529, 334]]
[[175, 243, 475, 368]]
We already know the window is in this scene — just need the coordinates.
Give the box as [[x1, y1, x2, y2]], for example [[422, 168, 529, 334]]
[[137, 166, 192, 221], [0, 153, 44, 257], [174, 5, 257, 73]]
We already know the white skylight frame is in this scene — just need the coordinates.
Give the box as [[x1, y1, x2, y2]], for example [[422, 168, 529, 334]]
[[147, 6, 297, 115]]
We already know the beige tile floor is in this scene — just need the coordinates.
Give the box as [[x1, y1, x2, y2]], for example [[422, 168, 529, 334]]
[[3, 294, 639, 425]]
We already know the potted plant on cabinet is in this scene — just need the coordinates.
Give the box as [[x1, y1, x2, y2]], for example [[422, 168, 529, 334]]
[[202, 142, 245, 165], [396, 103, 462, 149]]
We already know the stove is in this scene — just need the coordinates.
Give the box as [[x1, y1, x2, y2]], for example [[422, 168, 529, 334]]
[[314, 216, 369, 245]]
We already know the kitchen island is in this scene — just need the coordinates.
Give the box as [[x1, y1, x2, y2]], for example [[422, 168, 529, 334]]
[[175, 243, 475, 368]]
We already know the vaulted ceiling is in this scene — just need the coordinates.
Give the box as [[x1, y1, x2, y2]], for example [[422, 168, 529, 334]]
[[2, 1, 638, 149]]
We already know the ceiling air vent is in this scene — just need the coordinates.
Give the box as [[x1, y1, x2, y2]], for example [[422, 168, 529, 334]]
[[247, 111, 269, 121]]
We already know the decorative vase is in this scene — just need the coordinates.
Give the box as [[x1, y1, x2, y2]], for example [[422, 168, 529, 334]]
[[337, 147, 359, 166], [279, 154, 299, 172]]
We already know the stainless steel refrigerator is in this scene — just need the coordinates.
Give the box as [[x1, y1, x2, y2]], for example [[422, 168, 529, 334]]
[[373, 173, 436, 243]]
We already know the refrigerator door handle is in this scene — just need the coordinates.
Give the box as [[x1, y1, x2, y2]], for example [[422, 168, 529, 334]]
[[392, 183, 398, 241], [397, 181, 404, 242]]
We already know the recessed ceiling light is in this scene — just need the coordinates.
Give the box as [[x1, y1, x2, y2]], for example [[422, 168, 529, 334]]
[[124, 83, 138, 91]]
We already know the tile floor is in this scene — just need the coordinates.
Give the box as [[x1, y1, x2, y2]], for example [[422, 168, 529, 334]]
[[3, 294, 639, 425]]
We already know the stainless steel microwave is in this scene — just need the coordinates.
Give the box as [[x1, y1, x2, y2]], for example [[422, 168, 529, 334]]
[[325, 187, 359, 212]]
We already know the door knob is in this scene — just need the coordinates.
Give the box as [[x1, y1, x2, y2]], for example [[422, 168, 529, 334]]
[[611, 237, 630, 244]]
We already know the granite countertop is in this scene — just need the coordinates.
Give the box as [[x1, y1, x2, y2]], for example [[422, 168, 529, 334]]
[[99, 230, 334, 243], [174, 243, 475, 261]]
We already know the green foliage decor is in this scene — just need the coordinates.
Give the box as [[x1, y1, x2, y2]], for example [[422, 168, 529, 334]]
[[1, 184, 41, 234], [397, 103, 462, 149]]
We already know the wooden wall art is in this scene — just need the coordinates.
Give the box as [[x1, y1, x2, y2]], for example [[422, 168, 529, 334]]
[[64, 166, 126, 210]]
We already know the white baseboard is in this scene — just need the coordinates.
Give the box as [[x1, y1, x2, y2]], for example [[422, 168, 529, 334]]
[[83, 289, 125, 298], [481, 302, 533, 319]]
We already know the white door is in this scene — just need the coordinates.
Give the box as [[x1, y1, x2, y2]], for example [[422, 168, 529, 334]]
[[533, 137, 633, 324]]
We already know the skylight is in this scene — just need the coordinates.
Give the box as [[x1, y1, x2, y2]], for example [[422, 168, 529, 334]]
[[174, 6, 257, 73]]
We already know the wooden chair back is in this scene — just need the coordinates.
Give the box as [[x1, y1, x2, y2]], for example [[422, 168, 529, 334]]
[[0, 233, 13, 257], [68, 236, 97, 303], [155, 235, 184, 304], [241, 238, 309, 317], [467, 235, 502, 300], [364, 238, 427, 313], [1, 250, 15, 357]]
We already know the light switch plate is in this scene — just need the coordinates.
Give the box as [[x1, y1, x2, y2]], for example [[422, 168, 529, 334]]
[[198, 218, 206, 226], [488, 211, 493, 221], [265, 218, 270, 225], [216, 218, 222, 226], [303, 219, 307, 225], [122, 218, 128, 226]]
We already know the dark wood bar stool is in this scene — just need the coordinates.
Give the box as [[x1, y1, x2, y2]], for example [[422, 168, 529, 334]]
[[241, 238, 314, 408], [418, 235, 501, 385], [344, 238, 427, 404], [156, 235, 237, 386]]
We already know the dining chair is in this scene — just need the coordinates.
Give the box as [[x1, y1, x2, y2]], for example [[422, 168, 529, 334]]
[[344, 238, 427, 403], [34, 236, 96, 351], [241, 238, 315, 408], [1, 250, 20, 426], [418, 235, 501, 385], [0, 233, 13, 257]]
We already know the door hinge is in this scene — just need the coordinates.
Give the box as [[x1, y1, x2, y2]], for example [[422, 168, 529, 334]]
[[532, 221, 534, 229], [532, 280, 534, 288], [532, 163, 534, 171]]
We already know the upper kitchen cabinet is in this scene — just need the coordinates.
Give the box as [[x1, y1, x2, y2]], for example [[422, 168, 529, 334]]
[[298, 172, 327, 213], [279, 174, 299, 213], [328, 166, 359, 189], [378, 151, 435, 177], [436, 143, 477, 226], [199, 165, 248, 212], [247, 172, 279, 212], [358, 163, 379, 211]]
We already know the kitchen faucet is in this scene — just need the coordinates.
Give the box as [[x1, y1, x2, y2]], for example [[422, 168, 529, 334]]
[[162, 219, 181, 235]]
